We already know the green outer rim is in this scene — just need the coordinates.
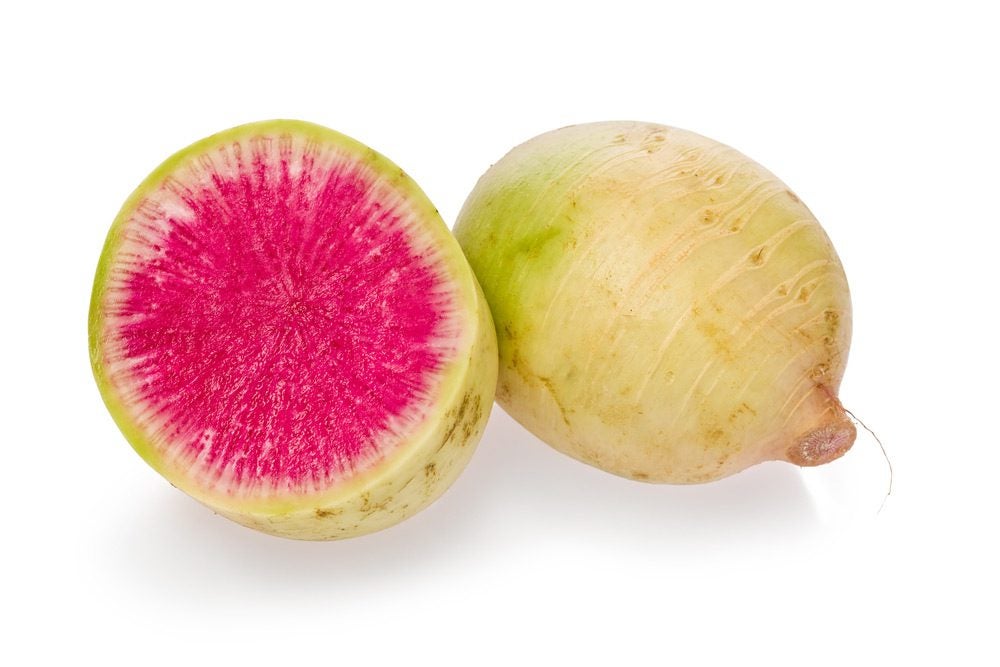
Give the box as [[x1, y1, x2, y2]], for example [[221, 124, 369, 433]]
[[89, 119, 486, 516]]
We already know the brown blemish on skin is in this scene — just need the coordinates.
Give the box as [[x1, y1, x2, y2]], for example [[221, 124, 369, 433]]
[[810, 363, 830, 381], [362, 496, 393, 518], [538, 375, 571, 426], [315, 507, 342, 518], [749, 247, 766, 266], [438, 420, 459, 451], [510, 349, 532, 384], [436, 390, 485, 451], [824, 309, 841, 339], [695, 319, 734, 362], [459, 394, 483, 445], [786, 190, 800, 203], [727, 402, 757, 423], [436, 391, 472, 450], [456, 392, 471, 420], [632, 472, 650, 480], [424, 462, 437, 478], [496, 379, 512, 402], [777, 284, 789, 296], [798, 285, 814, 302]]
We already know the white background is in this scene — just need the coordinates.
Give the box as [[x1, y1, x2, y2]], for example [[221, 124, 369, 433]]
[[2, 1, 997, 664]]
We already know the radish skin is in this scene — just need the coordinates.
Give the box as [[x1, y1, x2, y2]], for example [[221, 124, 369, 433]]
[[454, 121, 854, 483]]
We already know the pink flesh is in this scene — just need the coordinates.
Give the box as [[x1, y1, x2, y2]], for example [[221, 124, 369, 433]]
[[106, 138, 455, 494]]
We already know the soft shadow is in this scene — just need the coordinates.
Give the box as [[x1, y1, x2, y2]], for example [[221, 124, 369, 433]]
[[112, 406, 820, 599], [461, 407, 821, 549], [112, 469, 491, 600]]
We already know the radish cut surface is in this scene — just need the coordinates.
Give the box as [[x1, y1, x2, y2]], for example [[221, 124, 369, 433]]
[[91, 121, 497, 538]]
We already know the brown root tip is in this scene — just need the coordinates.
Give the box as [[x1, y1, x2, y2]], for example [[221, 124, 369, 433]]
[[786, 419, 857, 467]]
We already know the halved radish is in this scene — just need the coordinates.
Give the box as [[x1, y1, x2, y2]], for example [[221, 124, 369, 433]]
[[90, 120, 497, 540]]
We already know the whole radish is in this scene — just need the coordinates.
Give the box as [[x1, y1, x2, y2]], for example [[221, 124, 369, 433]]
[[455, 121, 854, 483], [91, 120, 497, 539]]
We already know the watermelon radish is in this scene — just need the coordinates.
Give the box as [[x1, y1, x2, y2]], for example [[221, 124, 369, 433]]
[[89, 120, 497, 540], [454, 121, 854, 484]]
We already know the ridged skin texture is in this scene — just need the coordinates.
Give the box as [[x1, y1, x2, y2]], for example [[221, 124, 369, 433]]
[[91, 121, 498, 539], [455, 121, 854, 483]]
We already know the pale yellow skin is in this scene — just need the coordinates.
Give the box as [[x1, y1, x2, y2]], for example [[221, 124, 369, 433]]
[[90, 121, 498, 539], [455, 121, 854, 483]]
